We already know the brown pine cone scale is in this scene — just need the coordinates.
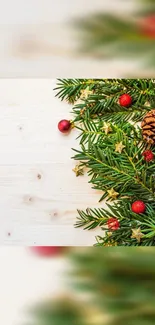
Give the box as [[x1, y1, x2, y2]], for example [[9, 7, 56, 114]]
[[141, 110, 155, 144]]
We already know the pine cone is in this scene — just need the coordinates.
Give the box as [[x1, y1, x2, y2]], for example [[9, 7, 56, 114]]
[[141, 110, 155, 144]]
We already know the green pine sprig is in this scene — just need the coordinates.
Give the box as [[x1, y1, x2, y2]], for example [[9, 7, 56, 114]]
[[54, 78, 155, 246], [76, 201, 155, 246], [73, 122, 155, 202]]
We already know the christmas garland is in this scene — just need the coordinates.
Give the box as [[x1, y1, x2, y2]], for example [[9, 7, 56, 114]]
[[54, 79, 155, 246]]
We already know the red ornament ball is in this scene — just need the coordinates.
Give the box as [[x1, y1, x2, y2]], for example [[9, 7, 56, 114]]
[[131, 201, 146, 214], [58, 119, 71, 133], [119, 94, 132, 107], [30, 246, 63, 257], [107, 217, 120, 230], [139, 15, 155, 39], [142, 150, 154, 162]]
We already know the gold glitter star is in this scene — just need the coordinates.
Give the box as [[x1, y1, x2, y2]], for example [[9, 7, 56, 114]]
[[80, 87, 92, 100], [72, 164, 84, 177], [104, 240, 117, 247], [107, 188, 119, 200], [115, 141, 125, 154], [131, 228, 143, 243], [102, 122, 112, 135], [144, 101, 150, 107], [80, 107, 86, 116]]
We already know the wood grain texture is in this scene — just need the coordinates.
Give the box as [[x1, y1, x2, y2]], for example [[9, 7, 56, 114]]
[[0, 79, 104, 245]]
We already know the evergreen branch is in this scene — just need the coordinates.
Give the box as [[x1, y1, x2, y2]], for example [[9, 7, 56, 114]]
[[73, 131, 155, 201], [75, 108, 149, 124], [54, 78, 155, 106], [55, 78, 155, 246], [76, 201, 155, 246], [75, 201, 150, 230], [54, 79, 100, 103], [76, 120, 142, 145], [54, 78, 154, 124]]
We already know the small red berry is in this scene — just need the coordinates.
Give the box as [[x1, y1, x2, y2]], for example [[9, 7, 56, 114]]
[[131, 201, 146, 214], [119, 94, 132, 107], [29, 246, 63, 257], [107, 217, 120, 230], [58, 119, 71, 133], [139, 15, 155, 39], [142, 150, 154, 162]]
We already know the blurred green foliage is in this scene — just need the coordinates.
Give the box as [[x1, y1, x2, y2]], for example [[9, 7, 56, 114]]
[[23, 247, 155, 325], [72, 0, 155, 71]]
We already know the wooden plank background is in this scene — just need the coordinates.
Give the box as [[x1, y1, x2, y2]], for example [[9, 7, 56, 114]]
[[0, 79, 104, 245]]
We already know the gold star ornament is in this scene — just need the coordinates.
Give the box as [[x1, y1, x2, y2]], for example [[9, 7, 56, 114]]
[[102, 122, 112, 135], [80, 87, 92, 100], [115, 141, 125, 154], [104, 240, 117, 247], [131, 228, 143, 243], [80, 107, 86, 116], [72, 164, 84, 177], [107, 188, 119, 200]]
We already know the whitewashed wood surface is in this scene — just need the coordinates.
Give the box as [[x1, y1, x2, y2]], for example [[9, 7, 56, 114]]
[[0, 79, 104, 245]]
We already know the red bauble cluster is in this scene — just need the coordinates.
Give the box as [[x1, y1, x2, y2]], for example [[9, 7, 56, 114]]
[[107, 217, 120, 230], [139, 15, 155, 39], [142, 150, 154, 162], [119, 94, 132, 107], [131, 201, 146, 214], [30, 246, 63, 257], [58, 119, 71, 133]]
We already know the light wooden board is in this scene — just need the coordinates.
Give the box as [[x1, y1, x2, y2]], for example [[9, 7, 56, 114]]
[[0, 79, 104, 245]]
